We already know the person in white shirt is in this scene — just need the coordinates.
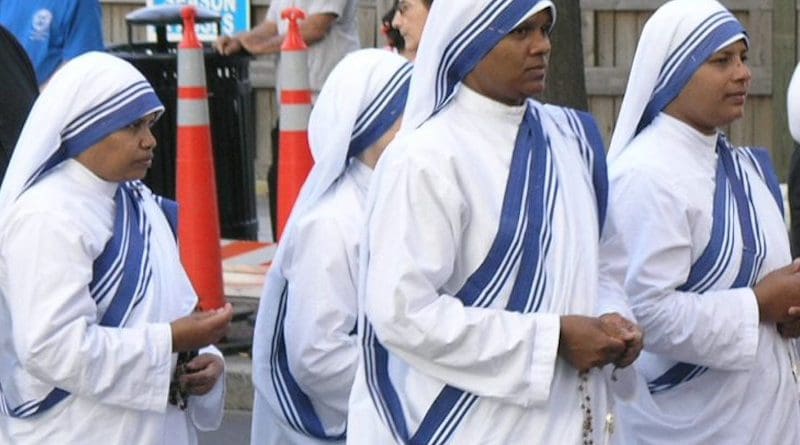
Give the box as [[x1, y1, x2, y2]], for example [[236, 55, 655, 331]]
[[346, 1, 643, 444], [214, 0, 359, 97], [0, 51, 233, 445], [250, 49, 412, 445], [603, 1, 800, 443]]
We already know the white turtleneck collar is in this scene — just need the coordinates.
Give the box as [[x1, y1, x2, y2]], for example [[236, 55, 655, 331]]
[[62, 159, 120, 199], [454, 84, 528, 123], [653, 112, 719, 164]]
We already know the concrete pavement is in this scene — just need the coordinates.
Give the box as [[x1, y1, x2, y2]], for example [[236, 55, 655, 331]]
[[199, 410, 252, 445]]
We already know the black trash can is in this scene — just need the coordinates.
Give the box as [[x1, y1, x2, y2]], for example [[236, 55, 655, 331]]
[[109, 5, 258, 240]]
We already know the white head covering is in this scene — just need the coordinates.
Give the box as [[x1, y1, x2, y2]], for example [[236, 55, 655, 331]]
[[0, 51, 164, 218], [270, 47, 411, 268], [294, 48, 412, 223], [607, 0, 747, 160], [787, 62, 800, 143], [400, 0, 555, 133]]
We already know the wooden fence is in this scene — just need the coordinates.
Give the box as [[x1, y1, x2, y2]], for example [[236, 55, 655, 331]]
[[100, 0, 799, 178]]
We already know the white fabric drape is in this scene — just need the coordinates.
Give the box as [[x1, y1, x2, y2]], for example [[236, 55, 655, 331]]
[[0, 52, 223, 445], [251, 49, 411, 444]]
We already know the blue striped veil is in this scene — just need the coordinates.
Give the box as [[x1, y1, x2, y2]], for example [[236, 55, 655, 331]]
[[252, 48, 412, 440], [399, 0, 554, 134], [608, 0, 747, 160], [0, 52, 165, 418]]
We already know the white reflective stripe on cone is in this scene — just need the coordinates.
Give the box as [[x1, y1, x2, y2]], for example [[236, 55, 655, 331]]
[[178, 98, 211, 126], [279, 51, 310, 90], [178, 49, 207, 88], [279, 103, 311, 131]]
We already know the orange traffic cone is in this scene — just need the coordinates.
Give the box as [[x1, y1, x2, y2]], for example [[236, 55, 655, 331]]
[[176, 5, 225, 311], [276, 7, 313, 239]]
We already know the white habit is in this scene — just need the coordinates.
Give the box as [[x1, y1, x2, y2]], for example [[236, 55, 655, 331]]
[[606, 114, 800, 445], [348, 60, 621, 445], [0, 52, 224, 445], [251, 49, 412, 444], [603, 1, 800, 443]]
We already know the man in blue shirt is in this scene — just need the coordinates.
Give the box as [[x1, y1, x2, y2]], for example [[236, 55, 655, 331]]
[[0, 0, 104, 85]]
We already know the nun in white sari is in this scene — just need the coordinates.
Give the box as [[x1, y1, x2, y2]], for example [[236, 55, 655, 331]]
[[250, 49, 412, 445], [346, 1, 641, 444], [0, 52, 227, 445], [603, 1, 800, 443]]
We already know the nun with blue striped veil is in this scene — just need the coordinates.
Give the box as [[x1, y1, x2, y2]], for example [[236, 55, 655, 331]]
[[0, 52, 233, 445], [602, 1, 800, 443], [250, 49, 412, 445], [346, 1, 643, 444]]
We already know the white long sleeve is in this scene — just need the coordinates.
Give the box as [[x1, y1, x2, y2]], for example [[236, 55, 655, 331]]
[[597, 221, 637, 321], [606, 159, 760, 371], [282, 191, 360, 421], [188, 345, 226, 431]]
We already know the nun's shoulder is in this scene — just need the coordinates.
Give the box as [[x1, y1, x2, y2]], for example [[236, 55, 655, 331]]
[[538, 102, 604, 144]]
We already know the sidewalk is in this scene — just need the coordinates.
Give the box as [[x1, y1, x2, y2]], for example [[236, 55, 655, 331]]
[[219, 186, 273, 413], [223, 354, 256, 411]]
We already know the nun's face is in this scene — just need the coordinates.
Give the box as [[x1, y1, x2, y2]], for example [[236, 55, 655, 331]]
[[463, 9, 553, 106], [665, 39, 751, 134], [392, 0, 431, 58], [76, 112, 159, 182]]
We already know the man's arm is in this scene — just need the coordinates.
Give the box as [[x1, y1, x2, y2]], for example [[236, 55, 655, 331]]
[[214, 13, 338, 56]]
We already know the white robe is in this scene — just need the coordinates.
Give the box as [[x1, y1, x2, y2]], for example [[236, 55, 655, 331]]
[[604, 113, 800, 444], [347, 86, 622, 445], [0, 160, 224, 445], [251, 159, 371, 445]]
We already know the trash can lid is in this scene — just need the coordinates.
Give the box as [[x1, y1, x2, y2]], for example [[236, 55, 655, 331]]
[[125, 4, 221, 25]]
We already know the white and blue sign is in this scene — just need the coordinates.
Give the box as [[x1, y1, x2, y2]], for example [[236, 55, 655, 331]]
[[146, 0, 250, 41]]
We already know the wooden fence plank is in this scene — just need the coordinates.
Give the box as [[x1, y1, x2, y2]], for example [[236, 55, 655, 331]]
[[750, 8, 771, 67], [589, 96, 616, 145], [613, 11, 637, 68], [754, 96, 775, 150], [582, 10, 596, 67], [586, 66, 772, 95], [357, 3, 377, 47], [595, 10, 615, 67]]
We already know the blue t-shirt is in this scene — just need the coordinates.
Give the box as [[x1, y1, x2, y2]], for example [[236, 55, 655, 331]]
[[0, 0, 104, 84]]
